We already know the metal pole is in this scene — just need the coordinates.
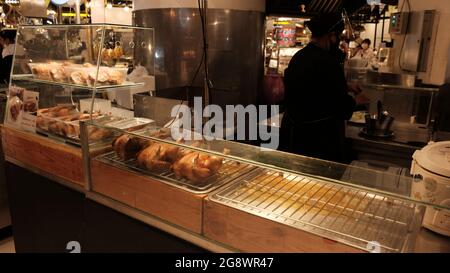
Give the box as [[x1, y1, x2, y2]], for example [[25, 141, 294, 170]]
[[374, 20, 378, 49], [203, 0, 210, 108], [58, 5, 63, 24], [381, 10, 385, 45], [75, 0, 81, 24]]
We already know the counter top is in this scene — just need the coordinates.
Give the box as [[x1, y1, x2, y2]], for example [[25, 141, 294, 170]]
[[345, 122, 430, 151], [3, 125, 450, 253], [361, 83, 440, 93]]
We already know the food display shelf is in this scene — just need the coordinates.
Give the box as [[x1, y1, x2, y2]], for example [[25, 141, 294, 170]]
[[11, 75, 144, 92]]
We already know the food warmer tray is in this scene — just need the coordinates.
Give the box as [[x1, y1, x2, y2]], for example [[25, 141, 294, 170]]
[[95, 151, 257, 194], [209, 168, 420, 253]]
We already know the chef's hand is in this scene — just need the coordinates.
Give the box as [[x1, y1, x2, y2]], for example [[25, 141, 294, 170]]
[[355, 93, 370, 105], [347, 82, 363, 95]]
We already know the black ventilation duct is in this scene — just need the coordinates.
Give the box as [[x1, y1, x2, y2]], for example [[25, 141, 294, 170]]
[[266, 0, 369, 17]]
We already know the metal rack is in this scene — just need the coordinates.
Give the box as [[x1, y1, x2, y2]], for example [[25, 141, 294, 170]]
[[210, 169, 419, 253], [97, 151, 256, 194]]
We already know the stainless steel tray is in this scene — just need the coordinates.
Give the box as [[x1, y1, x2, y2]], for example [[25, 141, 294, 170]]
[[209, 168, 421, 252], [96, 151, 257, 194]]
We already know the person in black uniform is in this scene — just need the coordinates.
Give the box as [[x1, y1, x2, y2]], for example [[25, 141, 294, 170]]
[[279, 13, 363, 163], [0, 29, 17, 84]]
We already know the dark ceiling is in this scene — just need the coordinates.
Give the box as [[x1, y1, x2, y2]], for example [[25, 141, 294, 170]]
[[266, 0, 398, 17]]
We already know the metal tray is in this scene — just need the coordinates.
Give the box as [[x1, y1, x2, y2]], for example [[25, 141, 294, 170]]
[[96, 151, 257, 194], [209, 168, 420, 253]]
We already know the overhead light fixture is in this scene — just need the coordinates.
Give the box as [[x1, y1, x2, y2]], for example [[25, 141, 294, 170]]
[[299, 4, 306, 13], [367, 0, 381, 5], [124, 5, 130, 12], [106, 1, 113, 9]]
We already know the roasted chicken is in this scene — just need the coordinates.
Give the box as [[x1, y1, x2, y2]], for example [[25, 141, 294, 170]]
[[112, 134, 142, 160], [172, 152, 223, 182], [137, 143, 181, 172]]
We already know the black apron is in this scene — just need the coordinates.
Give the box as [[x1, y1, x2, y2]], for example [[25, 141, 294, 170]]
[[279, 111, 346, 163]]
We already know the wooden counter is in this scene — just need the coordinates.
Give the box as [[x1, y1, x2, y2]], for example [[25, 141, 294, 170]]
[[3, 125, 449, 253], [2, 126, 85, 189], [90, 159, 205, 234], [203, 198, 364, 253]]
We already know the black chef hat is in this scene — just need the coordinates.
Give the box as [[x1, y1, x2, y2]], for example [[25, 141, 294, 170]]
[[305, 13, 345, 37]]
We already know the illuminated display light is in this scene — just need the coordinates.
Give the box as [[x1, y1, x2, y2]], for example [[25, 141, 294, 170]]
[[5, 0, 20, 5], [51, 0, 69, 5]]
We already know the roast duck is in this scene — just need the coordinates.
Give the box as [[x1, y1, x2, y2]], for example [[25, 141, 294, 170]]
[[112, 129, 224, 182]]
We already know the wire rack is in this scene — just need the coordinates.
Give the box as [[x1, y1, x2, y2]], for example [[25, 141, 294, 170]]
[[97, 151, 256, 194], [210, 169, 419, 252]]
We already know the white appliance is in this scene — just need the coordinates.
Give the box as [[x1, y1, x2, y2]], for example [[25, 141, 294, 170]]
[[400, 10, 435, 72], [411, 141, 450, 236]]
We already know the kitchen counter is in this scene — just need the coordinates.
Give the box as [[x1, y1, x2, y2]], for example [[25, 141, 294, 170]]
[[345, 122, 429, 151], [2, 125, 450, 253], [415, 228, 450, 253], [346, 121, 450, 168]]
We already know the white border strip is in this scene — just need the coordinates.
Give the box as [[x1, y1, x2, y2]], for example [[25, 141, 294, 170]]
[[134, 0, 265, 12]]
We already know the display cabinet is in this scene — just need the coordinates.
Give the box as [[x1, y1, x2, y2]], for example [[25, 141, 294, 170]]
[[4, 24, 155, 145], [81, 116, 450, 252]]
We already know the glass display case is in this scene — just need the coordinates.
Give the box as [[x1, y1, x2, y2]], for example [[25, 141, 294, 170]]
[[4, 24, 155, 145], [82, 116, 450, 252]]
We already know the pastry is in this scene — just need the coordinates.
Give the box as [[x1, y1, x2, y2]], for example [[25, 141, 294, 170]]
[[50, 66, 67, 82], [9, 97, 22, 121], [48, 120, 64, 135], [9, 86, 24, 100], [61, 123, 77, 137], [38, 105, 75, 116], [88, 70, 109, 85], [88, 128, 111, 141], [36, 116, 47, 130], [32, 64, 52, 80], [70, 71, 89, 85], [55, 108, 72, 117], [23, 100, 37, 112], [150, 128, 172, 139], [107, 70, 124, 85]]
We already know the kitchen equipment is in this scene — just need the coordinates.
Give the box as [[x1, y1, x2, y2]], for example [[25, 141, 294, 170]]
[[361, 128, 394, 139], [366, 71, 417, 87], [380, 115, 395, 132], [364, 114, 378, 135], [411, 141, 450, 236], [377, 101, 383, 123], [362, 109, 395, 139]]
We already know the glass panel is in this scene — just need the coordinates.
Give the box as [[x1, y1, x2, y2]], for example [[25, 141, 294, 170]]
[[84, 120, 450, 210], [11, 24, 155, 89], [5, 24, 155, 145]]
